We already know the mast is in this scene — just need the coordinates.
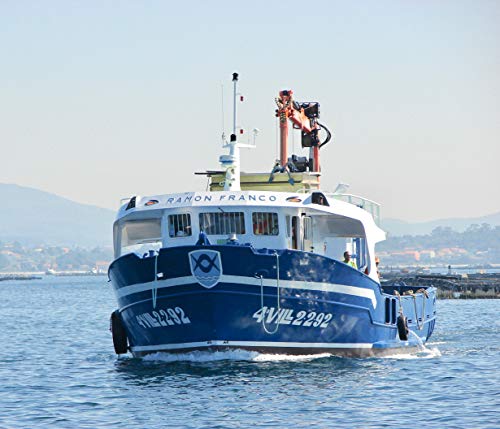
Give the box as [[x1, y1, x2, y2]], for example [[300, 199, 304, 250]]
[[219, 73, 243, 191], [232, 72, 238, 135]]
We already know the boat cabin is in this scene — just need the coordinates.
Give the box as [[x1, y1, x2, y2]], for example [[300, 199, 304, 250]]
[[113, 190, 385, 282]]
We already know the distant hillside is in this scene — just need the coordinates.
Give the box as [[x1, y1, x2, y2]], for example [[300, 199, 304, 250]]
[[381, 212, 500, 237], [0, 184, 115, 247]]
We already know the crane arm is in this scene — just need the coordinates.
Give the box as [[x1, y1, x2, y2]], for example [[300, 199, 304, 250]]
[[275, 90, 329, 172]]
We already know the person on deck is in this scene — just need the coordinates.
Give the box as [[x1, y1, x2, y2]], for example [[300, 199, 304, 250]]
[[343, 251, 358, 269]]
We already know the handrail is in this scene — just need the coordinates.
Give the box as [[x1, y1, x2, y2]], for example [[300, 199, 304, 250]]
[[326, 193, 381, 226]]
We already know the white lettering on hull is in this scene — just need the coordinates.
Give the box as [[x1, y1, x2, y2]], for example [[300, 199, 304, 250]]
[[136, 307, 191, 329], [252, 307, 333, 328]]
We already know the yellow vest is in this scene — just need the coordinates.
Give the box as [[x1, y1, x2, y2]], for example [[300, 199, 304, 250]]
[[344, 260, 357, 269]]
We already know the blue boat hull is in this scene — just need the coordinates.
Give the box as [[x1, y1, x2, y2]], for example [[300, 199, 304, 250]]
[[108, 245, 436, 357]]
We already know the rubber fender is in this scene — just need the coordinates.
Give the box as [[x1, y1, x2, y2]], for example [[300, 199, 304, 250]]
[[397, 315, 409, 341], [111, 310, 128, 354]]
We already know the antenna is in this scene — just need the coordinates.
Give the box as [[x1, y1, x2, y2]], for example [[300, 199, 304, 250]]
[[219, 73, 256, 192], [252, 128, 259, 147], [232, 72, 238, 135], [221, 83, 225, 142]]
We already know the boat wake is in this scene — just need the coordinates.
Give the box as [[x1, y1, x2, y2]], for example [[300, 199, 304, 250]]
[[141, 349, 332, 363], [382, 347, 441, 360], [382, 332, 442, 359], [139, 345, 441, 363]]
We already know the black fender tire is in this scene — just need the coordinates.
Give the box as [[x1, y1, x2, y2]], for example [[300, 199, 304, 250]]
[[111, 310, 128, 354], [397, 315, 409, 341]]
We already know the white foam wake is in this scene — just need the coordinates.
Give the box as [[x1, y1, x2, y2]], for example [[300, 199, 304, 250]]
[[382, 332, 442, 360], [382, 347, 441, 360], [141, 349, 332, 363]]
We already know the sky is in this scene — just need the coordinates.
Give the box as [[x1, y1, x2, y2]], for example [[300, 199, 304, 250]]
[[1, 0, 499, 222]]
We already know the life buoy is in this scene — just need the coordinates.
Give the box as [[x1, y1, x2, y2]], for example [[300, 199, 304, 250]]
[[397, 314, 409, 341], [110, 310, 128, 354]]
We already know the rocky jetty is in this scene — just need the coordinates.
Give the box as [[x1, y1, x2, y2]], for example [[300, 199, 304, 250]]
[[381, 272, 500, 299]]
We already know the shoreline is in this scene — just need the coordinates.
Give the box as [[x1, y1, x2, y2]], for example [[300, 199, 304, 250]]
[[0, 272, 107, 281]]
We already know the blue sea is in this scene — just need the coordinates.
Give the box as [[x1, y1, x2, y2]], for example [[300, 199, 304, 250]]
[[0, 276, 498, 429]]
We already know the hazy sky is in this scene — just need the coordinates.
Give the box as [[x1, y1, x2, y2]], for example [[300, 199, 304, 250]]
[[1, 1, 499, 222]]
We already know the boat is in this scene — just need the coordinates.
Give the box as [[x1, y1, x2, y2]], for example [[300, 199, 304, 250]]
[[108, 73, 436, 357]]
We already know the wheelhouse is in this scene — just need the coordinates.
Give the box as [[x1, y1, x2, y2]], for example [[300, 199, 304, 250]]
[[113, 191, 385, 282]]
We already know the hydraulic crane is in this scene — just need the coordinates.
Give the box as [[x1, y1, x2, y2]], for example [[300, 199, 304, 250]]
[[275, 89, 331, 173]]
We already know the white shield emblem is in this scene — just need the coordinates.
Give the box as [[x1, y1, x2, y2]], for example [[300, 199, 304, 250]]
[[189, 250, 223, 288]]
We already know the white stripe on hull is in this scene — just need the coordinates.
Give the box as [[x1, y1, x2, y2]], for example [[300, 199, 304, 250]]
[[114, 275, 377, 307]]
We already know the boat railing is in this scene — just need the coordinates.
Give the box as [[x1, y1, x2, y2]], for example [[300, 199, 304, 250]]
[[325, 193, 381, 225], [120, 197, 132, 207]]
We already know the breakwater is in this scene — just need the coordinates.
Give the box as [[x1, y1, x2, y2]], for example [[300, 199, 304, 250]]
[[381, 272, 500, 299], [0, 274, 42, 281]]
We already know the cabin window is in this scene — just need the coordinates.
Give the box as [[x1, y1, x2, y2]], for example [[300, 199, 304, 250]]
[[311, 192, 329, 206], [353, 237, 369, 272], [119, 218, 162, 256], [252, 212, 279, 236], [199, 212, 246, 235], [168, 214, 192, 237]]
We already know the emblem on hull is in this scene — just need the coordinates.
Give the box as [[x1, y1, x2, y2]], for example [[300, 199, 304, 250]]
[[188, 250, 223, 288]]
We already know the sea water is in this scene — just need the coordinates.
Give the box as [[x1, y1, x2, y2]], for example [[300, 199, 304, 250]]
[[0, 276, 498, 428]]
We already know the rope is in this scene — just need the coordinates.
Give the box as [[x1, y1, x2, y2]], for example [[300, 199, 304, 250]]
[[422, 295, 426, 329], [417, 289, 427, 330], [152, 253, 158, 309], [259, 251, 281, 335], [396, 288, 426, 331], [394, 290, 407, 326], [410, 292, 425, 331], [394, 290, 402, 312]]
